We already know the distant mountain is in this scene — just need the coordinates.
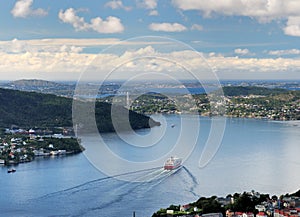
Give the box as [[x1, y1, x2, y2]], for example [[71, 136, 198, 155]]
[[0, 88, 160, 131]]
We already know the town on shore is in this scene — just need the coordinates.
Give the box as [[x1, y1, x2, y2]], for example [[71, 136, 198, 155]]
[[152, 190, 300, 217], [0, 126, 82, 166], [98, 86, 300, 121]]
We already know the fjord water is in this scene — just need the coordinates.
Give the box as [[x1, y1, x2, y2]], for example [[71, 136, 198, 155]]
[[1, 115, 300, 217]]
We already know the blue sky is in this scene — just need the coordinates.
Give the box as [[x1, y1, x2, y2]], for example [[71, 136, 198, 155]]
[[0, 0, 300, 81]]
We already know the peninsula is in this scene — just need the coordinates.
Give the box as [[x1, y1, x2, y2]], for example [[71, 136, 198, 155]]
[[0, 87, 160, 165], [98, 86, 300, 121], [0, 88, 160, 131]]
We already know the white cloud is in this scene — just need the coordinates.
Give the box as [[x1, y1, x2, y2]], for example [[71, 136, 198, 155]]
[[149, 10, 158, 16], [149, 23, 187, 32], [191, 24, 203, 31], [172, 0, 300, 20], [58, 8, 90, 31], [234, 48, 250, 56], [172, 0, 300, 37], [1, 41, 300, 80], [105, 0, 132, 11], [90, 16, 124, 33], [137, 0, 158, 10], [0, 38, 85, 54], [284, 16, 300, 36], [0, 38, 172, 54], [58, 8, 124, 33], [11, 0, 47, 18], [268, 49, 300, 56]]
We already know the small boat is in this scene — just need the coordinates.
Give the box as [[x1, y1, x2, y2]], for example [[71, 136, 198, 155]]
[[7, 168, 16, 173], [164, 156, 182, 170]]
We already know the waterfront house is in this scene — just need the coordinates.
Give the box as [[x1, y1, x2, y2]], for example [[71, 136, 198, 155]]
[[202, 212, 223, 217], [166, 210, 174, 214], [255, 205, 266, 212], [242, 213, 254, 217], [227, 211, 254, 217], [256, 212, 267, 217], [180, 204, 191, 212], [0, 159, 5, 164], [234, 212, 244, 217]]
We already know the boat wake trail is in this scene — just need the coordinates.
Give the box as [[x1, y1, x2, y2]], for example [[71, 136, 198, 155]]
[[28, 166, 198, 217], [35, 166, 162, 200], [182, 166, 200, 198]]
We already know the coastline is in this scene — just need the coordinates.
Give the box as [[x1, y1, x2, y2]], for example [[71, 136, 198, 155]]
[[152, 189, 300, 217]]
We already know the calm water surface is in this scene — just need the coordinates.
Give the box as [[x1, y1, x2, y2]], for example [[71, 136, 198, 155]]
[[0, 115, 299, 217]]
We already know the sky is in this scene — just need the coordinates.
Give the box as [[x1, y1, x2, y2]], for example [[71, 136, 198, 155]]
[[0, 0, 300, 81]]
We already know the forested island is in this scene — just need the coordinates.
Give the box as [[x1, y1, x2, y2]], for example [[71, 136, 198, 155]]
[[152, 189, 300, 217]]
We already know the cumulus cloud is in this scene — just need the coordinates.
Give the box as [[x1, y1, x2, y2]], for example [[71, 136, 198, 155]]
[[149, 10, 158, 16], [268, 49, 300, 56], [137, 0, 158, 10], [105, 0, 132, 11], [172, 0, 300, 37], [1, 40, 300, 80], [58, 8, 124, 33], [191, 24, 203, 31], [149, 22, 187, 32], [234, 48, 250, 56], [172, 0, 300, 21], [11, 0, 47, 18], [2, 49, 299, 80], [58, 8, 90, 31], [90, 16, 124, 33], [283, 16, 300, 36]]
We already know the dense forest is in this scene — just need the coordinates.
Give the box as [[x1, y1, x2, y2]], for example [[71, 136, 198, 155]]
[[220, 86, 288, 96], [0, 88, 160, 132]]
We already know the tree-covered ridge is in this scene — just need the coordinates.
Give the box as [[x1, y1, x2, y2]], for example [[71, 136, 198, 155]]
[[221, 86, 288, 96], [0, 88, 72, 127], [0, 88, 159, 131]]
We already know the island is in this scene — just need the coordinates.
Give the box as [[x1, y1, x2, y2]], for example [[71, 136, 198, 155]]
[[152, 189, 300, 217]]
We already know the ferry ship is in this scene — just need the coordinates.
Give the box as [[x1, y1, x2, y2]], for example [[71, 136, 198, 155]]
[[164, 156, 182, 170]]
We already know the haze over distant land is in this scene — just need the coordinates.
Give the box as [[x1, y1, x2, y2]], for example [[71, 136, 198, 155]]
[[0, 1, 300, 81]]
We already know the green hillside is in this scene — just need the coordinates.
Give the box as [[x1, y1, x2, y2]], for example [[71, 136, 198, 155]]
[[222, 86, 287, 96], [0, 88, 160, 131]]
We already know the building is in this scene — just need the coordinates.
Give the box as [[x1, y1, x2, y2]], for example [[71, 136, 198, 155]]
[[202, 213, 223, 217]]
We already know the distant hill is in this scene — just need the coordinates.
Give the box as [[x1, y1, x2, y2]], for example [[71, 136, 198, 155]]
[[0, 79, 75, 97], [0, 88, 160, 131], [222, 86, 287, 96], [10, 79, 64, 87]]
